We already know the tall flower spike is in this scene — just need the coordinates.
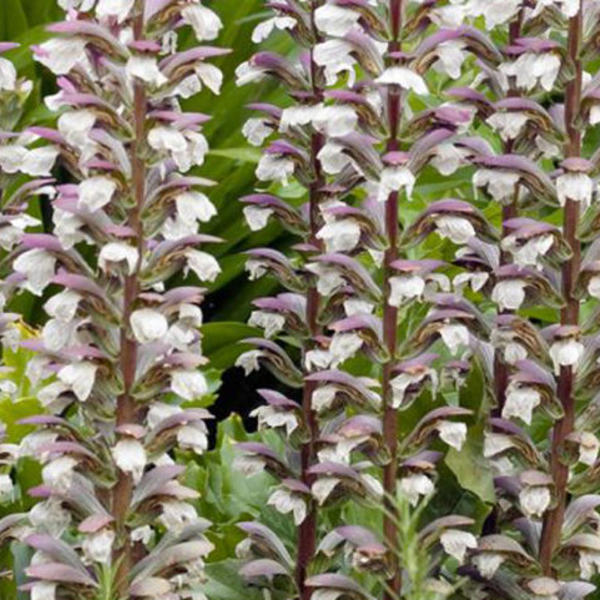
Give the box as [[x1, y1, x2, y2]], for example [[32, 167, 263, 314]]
[[235, 2, 334, 599], [0, 41, 38, 530], [1, 2, 226, 599], [307, 1, 489, 598]]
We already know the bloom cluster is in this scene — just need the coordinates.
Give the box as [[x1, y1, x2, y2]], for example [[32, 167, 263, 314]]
[[235, 0, 600, 599], [0, 1, 225, 598]]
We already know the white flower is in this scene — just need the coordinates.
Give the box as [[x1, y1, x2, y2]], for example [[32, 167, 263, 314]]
[[330, 332, 363, 366], [306, 263, 345, 296], [148, 125, 187, 154], [159, 500, 198, 532], [491, 279, 527, 311], [502, 234, 553, 269], [58, 109, 96, 156], [305, 348, 333, 371], [53, 209, 86, 250], [473, 552, 505, 579], [439, 323, 469, 355], [436, 421, 467, 450], [235, 61, 266, 86], [431, 142, 469, 176], [312, 477, 340, 505], [42, 456, 77, 493], [194, 62, 223, 95], [251, 405, 298, 436], [504, 342, 528, 365], [0, 473, 13, 500], [483, 433, 514, 458], [344, 298, 374, 316], [519, 486, 551, 517], [0, 213, 40, 250], [487, 112, 529, 142], [185, 249, 221, 282], [311, 385, 337, 412], [130, 309, 168, 344], [453, 272, 488, 294], [243, 206, 273, 231], [0, 57, 16, 91], [96, 0, 134, 22], [466, 0, 521, 28], [435, 216, 475, 244], [433, 40, 467, 79], [99, 242, 139, 275], [313, 39, 356, 86], [389, 275, 425, 307], [317, 142, 352, 175], [235, 350, 264, 375], [131, 525, 154, 546], [473, 169, 520, 204], [82, 528, 115, 565], [314, 4, 360, 36], [34, 37, 88, 75], [78, 177, 117, 212], [177, 423, 208, 455], [31, 582, 56, 600], [588, 275, 600, 299], [500, 53, 561, 92], [400, 473, 434, 506], [377, 166, 415, 203], [248, 310, 285, 338], [580, 549, 600, 580], [549, 338, 584, 375], [578, 432, 600, 466], [503, 384, 541, 425], [313, 105, 358, 137], [256, 154, 295, 185], [557, 172, 593, 209], [42, 318, 78, 353], [29, 497, 70, 537], [376, 67, 428, 94], [171, 370, 208, 401], [317, 219, 361, 253], [242, 118, 273, 146], [126, 55, 167, 87], [440, 529, 477, 564], [182, 3, 223, 41], [14, 249, 56, 296], [268, 487, 306, 525], [58, 362, 97, 402], [390, 369, 437, 408], [252, 16, 296, 43], [112, 438, 146, 484], [21, 146, 59, 177]]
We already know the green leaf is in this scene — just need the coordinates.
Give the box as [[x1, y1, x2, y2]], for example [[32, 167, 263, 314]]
[[445, 424, 496, 505]]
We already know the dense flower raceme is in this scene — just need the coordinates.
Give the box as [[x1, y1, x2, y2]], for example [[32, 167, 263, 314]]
[[0, 1, 226, 599], [235, 1, 600, 600]]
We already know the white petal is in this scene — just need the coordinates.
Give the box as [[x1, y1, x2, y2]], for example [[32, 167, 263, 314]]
[[130, 308, 168, 344], [112, 439, 146, 484]]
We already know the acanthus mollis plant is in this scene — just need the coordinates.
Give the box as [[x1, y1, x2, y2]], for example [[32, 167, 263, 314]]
[[0, 1, 228, 599], [233, 1, 495, 600], [390, 0, 600, 598]]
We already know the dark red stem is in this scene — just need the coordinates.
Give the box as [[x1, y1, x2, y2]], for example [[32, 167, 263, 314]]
[[296, 3, 324, 597], [113, 5, 146, 595], [539, 5, 582, 575], [382, 2, 402, 598]]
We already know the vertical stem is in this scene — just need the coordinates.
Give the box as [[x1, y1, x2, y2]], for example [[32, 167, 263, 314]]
[[113, 5, 146, 595], [383, 1, 402, 598], [296, 3, 324, 597], [539, 4, 582, 575]]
